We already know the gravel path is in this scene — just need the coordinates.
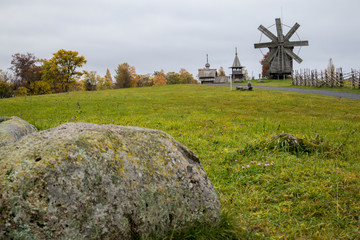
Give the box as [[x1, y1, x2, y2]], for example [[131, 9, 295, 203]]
[[210, 84, 360, 100]]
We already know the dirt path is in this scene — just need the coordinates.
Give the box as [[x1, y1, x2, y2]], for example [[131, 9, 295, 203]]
[[210, 84, 360, 100]]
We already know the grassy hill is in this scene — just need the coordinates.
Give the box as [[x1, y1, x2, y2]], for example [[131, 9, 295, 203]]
[[1, 85, 359, 239]]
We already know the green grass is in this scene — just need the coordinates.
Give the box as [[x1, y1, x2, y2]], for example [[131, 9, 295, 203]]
[[1, 85, 360, 239]]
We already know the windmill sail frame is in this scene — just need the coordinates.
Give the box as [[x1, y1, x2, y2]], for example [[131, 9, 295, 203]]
[[254, 18, 309, 78]]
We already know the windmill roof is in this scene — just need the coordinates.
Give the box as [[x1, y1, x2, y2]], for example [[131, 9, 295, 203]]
[[231, 54, 242, 68]]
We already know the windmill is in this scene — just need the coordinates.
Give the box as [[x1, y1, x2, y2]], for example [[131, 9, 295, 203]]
[[254, 18, 309, 79]]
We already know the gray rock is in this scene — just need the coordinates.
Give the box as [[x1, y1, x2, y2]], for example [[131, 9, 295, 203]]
[[0, 122, 220, 240], [0, 116, 37, 147]]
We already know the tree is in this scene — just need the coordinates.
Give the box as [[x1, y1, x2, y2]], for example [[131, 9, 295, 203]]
[[153, 69, 167, 86], [218, 66, 226, 77], [327, 58, 335, 75], [15, 87, 28, 97], [41, 49, 87, 92], [104, 69, 113, 89], [137, 74, 153, 87], [260, 52, 270, 79], [166, 72, 181, 85], [30, 81, 52, 95], [10, 53, 42, 93], [179, 68, 197, 84], [83, 71, 100, 91], [0, 70, 13, 98], [114, 63, 136, 88]]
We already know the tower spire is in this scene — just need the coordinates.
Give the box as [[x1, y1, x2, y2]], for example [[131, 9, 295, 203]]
[[205, 54, 210, 69], [235, 47, 238, 56]]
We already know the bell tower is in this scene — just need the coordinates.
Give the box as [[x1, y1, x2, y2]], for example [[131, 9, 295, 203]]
[[230, 48, 244, 81]]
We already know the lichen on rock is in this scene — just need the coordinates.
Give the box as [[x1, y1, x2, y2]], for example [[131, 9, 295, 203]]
[[0, 122, 220, 239]]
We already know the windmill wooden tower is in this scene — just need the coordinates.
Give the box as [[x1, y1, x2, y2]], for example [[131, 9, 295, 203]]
[[254, 18, 308, 78]]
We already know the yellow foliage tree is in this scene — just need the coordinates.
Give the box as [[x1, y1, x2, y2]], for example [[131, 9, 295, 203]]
[[104, 68, 113, 89], [153, 69, 167, 86], [41, 49, 87, 92], [30, 81, 52, 95], [179, 68, 197, 84]]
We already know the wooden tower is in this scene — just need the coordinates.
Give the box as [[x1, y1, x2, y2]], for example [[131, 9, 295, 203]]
[[230, 48, 245, 81], [254, 18, 309, 78]]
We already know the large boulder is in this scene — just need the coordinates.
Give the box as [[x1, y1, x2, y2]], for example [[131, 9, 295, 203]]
[[0, 122, 220, 240], [0, 116, 37, 147]]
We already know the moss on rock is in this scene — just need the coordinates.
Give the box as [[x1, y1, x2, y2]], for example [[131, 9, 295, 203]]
[[0, 122, 220, 239], [0, 116, 37, 147]]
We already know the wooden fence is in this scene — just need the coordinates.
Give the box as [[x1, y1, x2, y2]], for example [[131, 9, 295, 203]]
[[292, 68, 360, 89]]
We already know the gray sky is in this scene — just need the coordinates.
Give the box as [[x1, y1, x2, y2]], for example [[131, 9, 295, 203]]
[[1, 0, 359, 79]]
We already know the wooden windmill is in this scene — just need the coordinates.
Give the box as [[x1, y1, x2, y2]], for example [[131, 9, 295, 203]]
[[254, 18, 308, 78]]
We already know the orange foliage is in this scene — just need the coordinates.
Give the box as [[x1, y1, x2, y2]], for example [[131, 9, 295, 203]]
[[153, 69, 167, 86]]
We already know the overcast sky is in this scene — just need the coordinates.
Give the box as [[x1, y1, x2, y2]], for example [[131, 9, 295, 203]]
[[1, 0, 359, 79]]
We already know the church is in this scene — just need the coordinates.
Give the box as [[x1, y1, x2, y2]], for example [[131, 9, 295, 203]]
[[198, 49, 245, 84]]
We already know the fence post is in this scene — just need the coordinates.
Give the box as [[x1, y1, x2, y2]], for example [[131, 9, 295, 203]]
[[339, 68, 344, 87], [324, 70, 328, 87], [351, 69, 355, 89]]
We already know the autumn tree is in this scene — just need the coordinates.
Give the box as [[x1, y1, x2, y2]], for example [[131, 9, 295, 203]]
[[218, 66, 226, 76], [30, 81, 52, 95], [0, 69, 13, 98], [153, 69, 167, 86], [260, 52, 270, 79], [179, 68, 197, 84], [104, 69, 113, 89], [114, 63, 137, 88], [166, 72, 181, 85], [10, 53, 43, 93], [137, 74, 153, 87], [41, 49, 87, 92]]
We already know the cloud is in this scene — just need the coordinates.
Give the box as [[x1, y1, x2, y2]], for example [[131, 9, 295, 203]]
[[1, 0, 360, 78]]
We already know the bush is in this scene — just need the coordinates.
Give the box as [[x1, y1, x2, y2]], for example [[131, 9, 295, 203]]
[[31, 81, 52, 95], [15, 86, 29, 97], [0, 80, 13, 98]]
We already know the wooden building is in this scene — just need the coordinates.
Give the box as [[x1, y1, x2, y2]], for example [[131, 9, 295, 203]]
[[198, 55, 217, 84], [229, 48, 245, 81]]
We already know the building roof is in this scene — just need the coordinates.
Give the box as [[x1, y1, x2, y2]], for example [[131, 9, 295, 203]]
[[198, 69, 217, 78], [231, 48, 243, 68]]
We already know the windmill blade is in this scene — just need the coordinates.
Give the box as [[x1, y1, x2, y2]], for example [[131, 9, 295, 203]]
[[254, 42, 279, 49], [284, 23, 300, 41], [275, 18, 284, 42], [284, 40, 309, 47], [283, 48, 303, 63], [258, 25, 278, 42], [263, 48, 278, 65]]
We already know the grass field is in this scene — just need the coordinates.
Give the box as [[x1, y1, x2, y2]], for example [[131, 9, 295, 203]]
[[1, 85, 360, 239]]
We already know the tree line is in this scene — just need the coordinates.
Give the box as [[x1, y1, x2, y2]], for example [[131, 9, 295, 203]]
[[0, 49, 198, 98]]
